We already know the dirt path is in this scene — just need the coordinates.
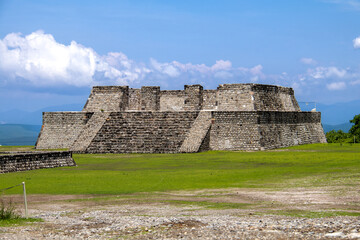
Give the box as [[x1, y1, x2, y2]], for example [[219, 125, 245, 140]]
[[1, 187, 360, 239]]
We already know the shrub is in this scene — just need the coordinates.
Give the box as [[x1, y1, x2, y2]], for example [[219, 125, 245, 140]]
[[0, 198, 19, 220]]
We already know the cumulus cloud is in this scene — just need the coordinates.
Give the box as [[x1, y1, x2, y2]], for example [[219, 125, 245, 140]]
[[0, 31, 152, 86], [0, 30, 265, 87], [354, 36, 360, 48], [0, 31, 98, 86], [2, 30, 360, 104], [326, 81, 346, 90], [300, 58, 317, 65]]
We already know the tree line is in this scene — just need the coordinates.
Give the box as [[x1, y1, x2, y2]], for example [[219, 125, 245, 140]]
[[326, 114, 360, 143]]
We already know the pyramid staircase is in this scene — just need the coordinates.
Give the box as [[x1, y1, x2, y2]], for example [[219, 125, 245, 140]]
[[179, 111, 212, 153], [70, 112, 110, 152]]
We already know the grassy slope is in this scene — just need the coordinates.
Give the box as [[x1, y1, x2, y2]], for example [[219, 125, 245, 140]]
[[1, 143, 359, 195]]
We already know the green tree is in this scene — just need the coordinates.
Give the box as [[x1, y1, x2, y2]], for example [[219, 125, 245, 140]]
[[349, 114, 360, 143], [326, 130, 351, 143]]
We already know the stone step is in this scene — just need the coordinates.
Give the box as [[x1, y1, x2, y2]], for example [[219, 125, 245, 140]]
[[85, 112, 199, 153], [70, 112, 110, 152], [179, 111, 212, 153]]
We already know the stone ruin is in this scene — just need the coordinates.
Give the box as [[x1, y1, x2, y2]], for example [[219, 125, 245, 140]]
[[35, 83, 326, 153]]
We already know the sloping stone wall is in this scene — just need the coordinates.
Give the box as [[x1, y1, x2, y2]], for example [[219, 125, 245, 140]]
[[85, 111, 199, 153], [36, 112, 93, 149], [179, 111, 212, 153], [0, 151, 75, 173], [210, 112, 262, 150], [70, 112, 111, 152], [210, 111, 326, 151], [36, 110, 326, 153], [83, 86, 129, 112], [259, 123, 326, 149]]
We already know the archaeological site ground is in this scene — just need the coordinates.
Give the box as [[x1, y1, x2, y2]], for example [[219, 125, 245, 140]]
[[1, 143, 360, 239]]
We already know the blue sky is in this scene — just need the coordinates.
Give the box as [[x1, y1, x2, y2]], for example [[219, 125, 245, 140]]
[[1, 0, 360, 112]]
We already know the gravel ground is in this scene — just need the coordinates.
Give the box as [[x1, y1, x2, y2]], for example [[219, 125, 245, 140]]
[[1, 188, 360, 239]]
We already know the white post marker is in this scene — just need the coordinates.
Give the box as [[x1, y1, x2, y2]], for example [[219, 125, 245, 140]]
[[22, 182, 28, 218]]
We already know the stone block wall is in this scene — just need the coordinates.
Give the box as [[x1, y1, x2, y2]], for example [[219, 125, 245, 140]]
[[83, 86, 129, 112], [36, 112, 93, 149], [217, 84, 255, 111], [215, 84, 301, 112], [252, 84, 284, 111], [80, 83, 300, 112], [257, 112, 326, 149], [252, 85, 300, 111], [210, 111, 326, 151], [36, 110, 326, 153], [85, 111, 199, 153], [210, 112, 262, 150], [184, 85, 203, 110], [258, 123, 326, 149], [202, 90, 217, 110], [140, 86, 160, 111], [278, 87, 300, 111], [0, 151, 75, 173], [160, 90, 186, 111], [128, 88, 141, 110]]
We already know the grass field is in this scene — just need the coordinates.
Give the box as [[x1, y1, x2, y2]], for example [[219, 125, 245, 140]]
[[1, 143, 359, 195]]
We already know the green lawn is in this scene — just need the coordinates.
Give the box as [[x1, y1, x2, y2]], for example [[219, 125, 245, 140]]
[[1, 143, 359, 195]]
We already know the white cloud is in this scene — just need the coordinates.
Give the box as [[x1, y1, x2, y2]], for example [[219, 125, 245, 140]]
[[307, 66, 347, 79], [350, 79, 360, 85], [1, 31, 258, 87], [149, 58, 180, 77], [326, 81, 346, 90], [211, 60, 232, 71], [1, 30, 360, 104], [354, 36, 360, 48], [0, 31, 151, 86], [300, 58, 317, 65], [0, 31, 97, 86]]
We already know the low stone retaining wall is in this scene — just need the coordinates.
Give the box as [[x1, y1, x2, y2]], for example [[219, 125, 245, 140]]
[[0, 151, 76, 173]]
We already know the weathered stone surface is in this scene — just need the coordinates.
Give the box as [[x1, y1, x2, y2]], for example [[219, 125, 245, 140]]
[[83, 86, 129, 112], [180, 111, 212, 153], [85, 111, 199, 153], [35, 83, 326, 153], [36, 112, 93, 149], [0, 151, 75, 173], [210, 111, 326, 151], [70, 112, 111, 152]]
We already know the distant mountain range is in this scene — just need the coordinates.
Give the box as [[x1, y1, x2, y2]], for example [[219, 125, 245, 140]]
[[0, 124, 41, 146], [322, 123, 353, 134], [0, 104, 83, 125], [0, 100, 358, 146], [299, 100, 360, 125], [0, 104, 82, 146]]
